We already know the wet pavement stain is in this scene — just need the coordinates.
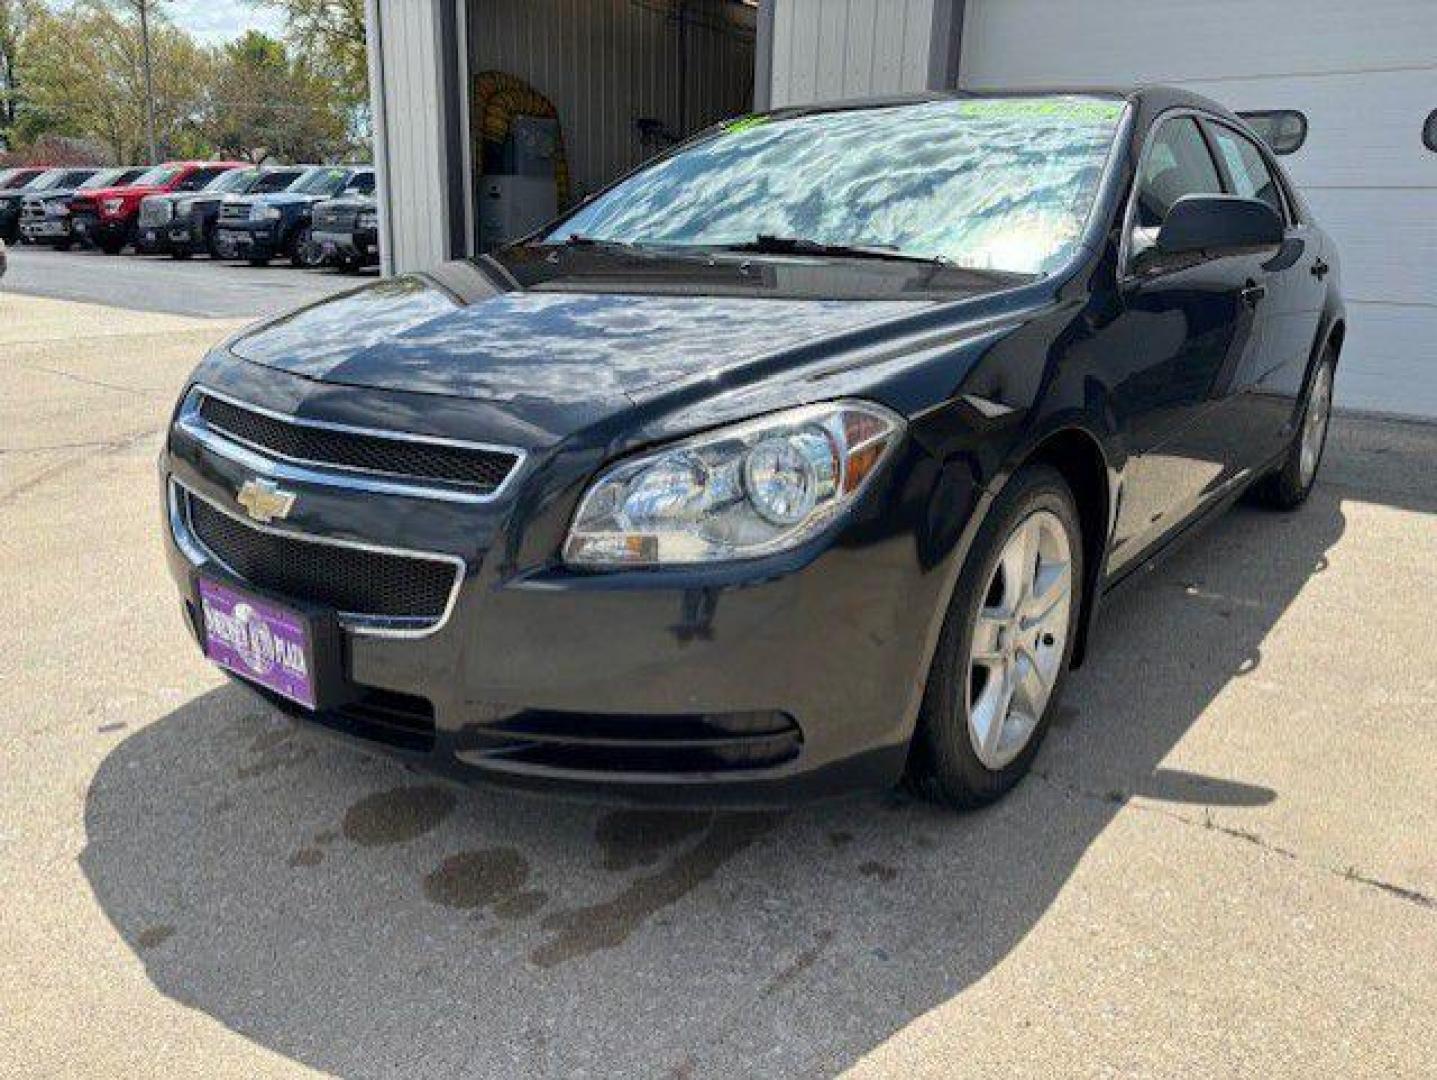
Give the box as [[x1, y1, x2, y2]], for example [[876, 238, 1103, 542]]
[[422, 848, 529, 910], [494, 889, 548, 920], [342, 785, 457, 847], [136, 925, 175, 949], [764, 928, 836, 996], [530, 813, 780, 970], [288, 848, 324, 868], [595, 809, 711, 872], [858, 861, 898, 883]]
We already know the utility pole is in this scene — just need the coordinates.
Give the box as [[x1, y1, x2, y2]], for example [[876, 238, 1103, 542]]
[[137, 0, 158, 162]]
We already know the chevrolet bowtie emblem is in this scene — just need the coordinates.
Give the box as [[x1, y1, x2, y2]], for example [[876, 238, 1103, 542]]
[[237, 478, 297, 524]]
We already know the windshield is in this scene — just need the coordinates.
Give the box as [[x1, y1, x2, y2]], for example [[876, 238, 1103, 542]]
[[254, 170, 303, 193], [292, 167, 350, 196], [546, 96, 1125, 275], [78, 169, 122, 190], [206, 168, 257, 193], [134, 164, 182, 187]]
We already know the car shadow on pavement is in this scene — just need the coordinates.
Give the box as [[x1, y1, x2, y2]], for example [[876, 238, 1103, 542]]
[[80, 486, 1355, 1077]]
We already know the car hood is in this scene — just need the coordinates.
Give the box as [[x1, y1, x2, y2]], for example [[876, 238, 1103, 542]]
[[77, 184, 165, 201], [224, 252, 1038, 416]]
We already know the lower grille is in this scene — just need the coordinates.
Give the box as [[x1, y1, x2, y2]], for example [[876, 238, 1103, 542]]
[[139, 201, 173, 227], [220, 203, 249, 224], [182, 489, 460, 626], [250, 683, 437, 752], [314, 206, 356, 232], [470, 710, 804, 774]]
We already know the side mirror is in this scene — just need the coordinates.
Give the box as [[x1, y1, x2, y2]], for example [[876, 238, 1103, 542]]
[[1157, 194, 1283, 257]]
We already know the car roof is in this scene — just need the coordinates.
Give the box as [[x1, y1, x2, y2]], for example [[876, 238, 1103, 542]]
[[761, 85, 1242, 126]]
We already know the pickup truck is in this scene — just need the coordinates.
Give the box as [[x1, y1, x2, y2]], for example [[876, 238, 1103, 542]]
[[20, 167, 146, 249], [69, 161, 245, 254], [162, 165, 307, 259], [214, 165, 373, 267], [1, 167, 97, 243], [309, 177, 379, 273]]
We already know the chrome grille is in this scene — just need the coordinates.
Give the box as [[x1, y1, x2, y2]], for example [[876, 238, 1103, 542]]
[[139, 199, 173, 227], [314, 204, 357, 232], [181, 488, 460, 627], [196, 391, 522, 496]]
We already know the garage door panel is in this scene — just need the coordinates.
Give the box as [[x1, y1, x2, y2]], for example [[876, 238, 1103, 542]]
[[1305, 189, 1437, 308], [1177, 69, 1437, 189], [1334, 304, 1437, 418], [961, 0, 1437, 87]]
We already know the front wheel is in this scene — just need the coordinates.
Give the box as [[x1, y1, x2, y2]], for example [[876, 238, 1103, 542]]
[[1252, 348, 1335, 510], [907, 464, 1083, 809]]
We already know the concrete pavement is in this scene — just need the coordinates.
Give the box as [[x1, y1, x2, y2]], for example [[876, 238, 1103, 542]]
[[0, 289, 1433, 1078]]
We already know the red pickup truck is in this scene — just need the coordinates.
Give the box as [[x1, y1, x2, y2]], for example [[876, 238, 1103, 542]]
[[69, 160, 246, 254]]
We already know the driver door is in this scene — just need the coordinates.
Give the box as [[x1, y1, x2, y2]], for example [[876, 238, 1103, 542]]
[[1103, 115, 1269, 577]]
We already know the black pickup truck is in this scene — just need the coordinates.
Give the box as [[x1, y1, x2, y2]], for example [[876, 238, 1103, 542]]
[[214, 165, 372, 267], [158, 165, 307, 258], [21, 167, 145, 249], [1, 167, 97, 243], [310, 177, 378, 272]]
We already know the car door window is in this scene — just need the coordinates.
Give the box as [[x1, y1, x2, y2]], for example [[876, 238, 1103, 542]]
[[1131, 116, 1225, 262], [1208, 125, 1286, 221]]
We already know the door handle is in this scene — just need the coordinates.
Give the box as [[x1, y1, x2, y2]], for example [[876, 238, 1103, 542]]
[[1241, 283, 1267, 307], [1311, 259, 1330, 279]]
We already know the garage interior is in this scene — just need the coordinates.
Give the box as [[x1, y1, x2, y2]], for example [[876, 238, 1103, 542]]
[[464, 0, 757, 251]]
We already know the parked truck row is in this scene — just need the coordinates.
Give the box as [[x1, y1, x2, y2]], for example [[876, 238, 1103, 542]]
[[0, 161, 378, 272]]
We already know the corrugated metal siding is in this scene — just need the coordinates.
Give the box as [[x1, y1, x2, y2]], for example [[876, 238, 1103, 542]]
[[769, 0, 936, 107], [468, 0, 755, 199], [370, 0, 451, 273]]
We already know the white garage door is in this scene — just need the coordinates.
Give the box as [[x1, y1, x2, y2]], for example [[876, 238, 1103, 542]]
[[959, 0, 1437, 419]]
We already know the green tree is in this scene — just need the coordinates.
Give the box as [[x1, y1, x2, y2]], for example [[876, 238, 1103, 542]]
[[0, 0, 41, 150], [18, 0, 213, 162], [251, 0, 368, 142], [205, 30, 349, 162]]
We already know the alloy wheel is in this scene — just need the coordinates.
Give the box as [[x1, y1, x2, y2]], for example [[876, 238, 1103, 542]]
[[965, 510, 1073, 770]]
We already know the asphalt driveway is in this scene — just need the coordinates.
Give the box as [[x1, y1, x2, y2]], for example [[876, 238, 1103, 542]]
[[1, 290, 1433, 1078]]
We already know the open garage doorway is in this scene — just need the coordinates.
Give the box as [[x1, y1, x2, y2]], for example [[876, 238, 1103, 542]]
[[464, 0, 757, 252]]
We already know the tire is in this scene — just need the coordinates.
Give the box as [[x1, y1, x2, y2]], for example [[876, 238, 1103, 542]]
[[1251, 347, 1335, 511], [248, 255, 271, 267], [171, 248, 191, 260], [100, 238, 124, 255], [906, 463, 1084, 809], [290, 226, 316, 269]]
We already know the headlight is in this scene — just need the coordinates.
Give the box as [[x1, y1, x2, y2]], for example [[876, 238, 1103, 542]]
[[564, 401, 903, 567], [101, 197, 125, 215], [250, 204, 282, 222], [356, 211, 378, 230], [48, 200, 70, 216], [174, 198, 196, 217]]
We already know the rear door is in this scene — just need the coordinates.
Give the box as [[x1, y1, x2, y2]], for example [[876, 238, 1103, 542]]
[[1103, 114, 1266, 576], [1204, 118, 1327, 461]]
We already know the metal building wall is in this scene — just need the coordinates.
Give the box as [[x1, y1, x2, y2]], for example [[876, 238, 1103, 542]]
[[468, 0, 756, 200], [767, 0, 942, 107], [366, 0, 458, 274]]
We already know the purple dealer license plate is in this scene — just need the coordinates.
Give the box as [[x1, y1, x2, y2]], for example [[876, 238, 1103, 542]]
[[199, 579, 316, 708]]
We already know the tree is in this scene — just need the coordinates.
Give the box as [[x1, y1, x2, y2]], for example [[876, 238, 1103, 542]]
[[18, 1, 212, 163], [204, 30, 349, 163], [0, 0, 40, 150], [252, 0, 368, 141]]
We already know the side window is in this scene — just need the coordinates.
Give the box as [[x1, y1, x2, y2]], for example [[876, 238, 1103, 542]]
[[179, 167, 226, 191], [1130, 117, 1225, 267], [1208, 125, 1286, 221], [347, 172, 376, 196]]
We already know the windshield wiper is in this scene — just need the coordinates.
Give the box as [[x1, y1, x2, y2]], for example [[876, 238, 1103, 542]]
[[717, 234, 951, 266]]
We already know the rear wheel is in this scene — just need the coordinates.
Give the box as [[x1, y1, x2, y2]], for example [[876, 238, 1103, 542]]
[[1252, 348, 1335, 510], [907, 464, 1083, 809]]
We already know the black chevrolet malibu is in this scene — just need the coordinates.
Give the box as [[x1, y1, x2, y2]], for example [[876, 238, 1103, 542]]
[[161, 88, 1344, 808]]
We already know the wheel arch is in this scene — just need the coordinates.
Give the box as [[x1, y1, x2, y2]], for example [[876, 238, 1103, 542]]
[[1017, 426, 1113, 668]]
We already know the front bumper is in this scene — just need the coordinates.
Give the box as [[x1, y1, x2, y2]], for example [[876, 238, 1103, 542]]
[[20, 216, 71, 242], [313, 228, 379, 264], [160, 366, 969, 806], [72, 214, 130, 247], [215, 223, 280, 259], [136, 223, 173, 253]]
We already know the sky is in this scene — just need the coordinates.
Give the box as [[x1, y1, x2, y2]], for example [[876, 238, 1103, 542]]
[[162, 0, 287, 44]]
